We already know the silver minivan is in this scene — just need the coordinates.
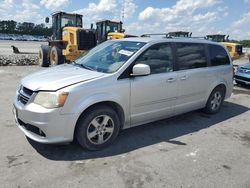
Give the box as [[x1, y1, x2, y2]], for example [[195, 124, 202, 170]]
[[13, 37, 233, 150]]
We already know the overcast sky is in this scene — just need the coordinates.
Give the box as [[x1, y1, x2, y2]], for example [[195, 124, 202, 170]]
[[0, 0, 250, 40]]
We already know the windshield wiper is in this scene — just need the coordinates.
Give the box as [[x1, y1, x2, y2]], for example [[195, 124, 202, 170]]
[[72, 61, 95, 71], [80, 64, 96, 71]]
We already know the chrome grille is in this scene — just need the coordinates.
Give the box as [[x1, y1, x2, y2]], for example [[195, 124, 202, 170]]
[[18, 86, 34, 105]]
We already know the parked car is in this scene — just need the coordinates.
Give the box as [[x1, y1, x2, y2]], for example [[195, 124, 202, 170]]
[[13, 37, 233, 150], [234, 63, 250, 85]]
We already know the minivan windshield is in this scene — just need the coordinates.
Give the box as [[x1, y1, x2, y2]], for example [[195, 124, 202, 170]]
[[74, 41, 146, 73]]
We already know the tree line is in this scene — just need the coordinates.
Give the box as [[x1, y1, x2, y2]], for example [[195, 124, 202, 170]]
[[0, 20, 250, 47], [238, 40, 250, 48], [0, 20, 52, 36]]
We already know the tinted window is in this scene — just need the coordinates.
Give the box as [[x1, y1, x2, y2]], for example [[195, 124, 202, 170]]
[[209, 44, 230, 66], [135, 43, 173, 74], [176, 43, 207, 70]]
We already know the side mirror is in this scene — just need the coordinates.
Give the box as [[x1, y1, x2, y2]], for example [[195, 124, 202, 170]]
[[45, 17, 49, 23], [131, 64, 150, 76]]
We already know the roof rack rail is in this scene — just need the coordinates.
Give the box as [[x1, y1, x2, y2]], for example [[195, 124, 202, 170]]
[[141, 33, 169, 38], [141, 33, 206, 40]]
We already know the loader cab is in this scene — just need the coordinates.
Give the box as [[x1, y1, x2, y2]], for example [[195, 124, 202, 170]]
[[96, 20, 123, 43], [206, 34, 243, 59], [49, 12, 83, 40], [206, 34, 227, 42]]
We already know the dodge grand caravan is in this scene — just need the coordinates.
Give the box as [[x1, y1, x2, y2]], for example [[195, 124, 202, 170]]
[[13, 37, 233, 150]]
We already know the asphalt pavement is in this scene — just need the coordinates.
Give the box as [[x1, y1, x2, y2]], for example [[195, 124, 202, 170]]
[[0, 66, 249, 188]]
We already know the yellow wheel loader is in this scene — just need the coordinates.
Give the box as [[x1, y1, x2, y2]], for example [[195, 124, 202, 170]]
[[96, 20, 137, 42], [205, 34, 243, 60], [38, 12, 96, 67], [39, 11, 96, 67], [39, 13, 131, 67]]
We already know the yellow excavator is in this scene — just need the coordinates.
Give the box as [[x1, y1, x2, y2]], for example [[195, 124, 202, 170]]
[[39, 12, 128, 67], [205, 34, 243, 60]]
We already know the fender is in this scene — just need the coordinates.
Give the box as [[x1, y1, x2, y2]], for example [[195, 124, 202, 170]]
[[66, 92, 129, 130], [205, 78, 228, 103]]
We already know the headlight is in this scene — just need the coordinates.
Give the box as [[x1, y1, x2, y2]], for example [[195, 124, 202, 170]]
[[16, 82, 21, 92], [33, 91, 69, 109]]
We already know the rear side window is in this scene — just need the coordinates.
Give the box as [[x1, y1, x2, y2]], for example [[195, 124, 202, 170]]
[[176, 43, 207, 70], [209, 44, 230, 66], [135, 43, 173, 74]]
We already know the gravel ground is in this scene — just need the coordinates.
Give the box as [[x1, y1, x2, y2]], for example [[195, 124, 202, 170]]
[[0, 66, 249, 188], [0, 40, 46, 55], [0, 40, 46, 66]]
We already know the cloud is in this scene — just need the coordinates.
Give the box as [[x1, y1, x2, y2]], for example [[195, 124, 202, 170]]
[[0, 0, 14, 9], [228, 11, 250, 39], [0, 0, 42, 23], [40, 0, 70, 11], [74, 0, 137, 27], [133, 0, 224, 36], [74, 0, 118, 27], [139, 0, 220, 22]]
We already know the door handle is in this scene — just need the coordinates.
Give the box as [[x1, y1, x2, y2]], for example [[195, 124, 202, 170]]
[[167, 78, 176, 83], [180, 75, 188, 80]]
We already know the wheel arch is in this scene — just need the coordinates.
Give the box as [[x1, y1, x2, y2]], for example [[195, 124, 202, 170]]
[[73, 100, 126, 139], [205, 81, 227, 103]]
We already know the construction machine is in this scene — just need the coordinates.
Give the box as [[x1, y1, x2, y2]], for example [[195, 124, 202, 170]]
[[96, 20, 137, 42], [205, 34, 243, 60], [39, 12, 128, 67], [96, 20, 123, 43], [39, 11, 96, 67]]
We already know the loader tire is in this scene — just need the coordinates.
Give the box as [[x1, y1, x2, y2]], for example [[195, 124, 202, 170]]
[[50, 46, 64, 66], [38, 45, 50, 67]]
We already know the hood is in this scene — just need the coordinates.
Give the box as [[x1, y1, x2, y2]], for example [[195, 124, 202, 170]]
[[22, 64, 105, 91]]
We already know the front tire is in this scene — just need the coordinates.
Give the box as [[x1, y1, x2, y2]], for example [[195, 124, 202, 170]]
[[203, 86, 225, 114], [76, 105, 121, 150], [50, 46, 64, 66]]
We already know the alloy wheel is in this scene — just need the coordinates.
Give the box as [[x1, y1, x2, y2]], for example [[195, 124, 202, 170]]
[[210, 91, 222, 111], [86, 115, 114, 145]]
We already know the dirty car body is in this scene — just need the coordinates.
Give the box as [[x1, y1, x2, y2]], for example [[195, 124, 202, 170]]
[[13, 37, 233, 150]]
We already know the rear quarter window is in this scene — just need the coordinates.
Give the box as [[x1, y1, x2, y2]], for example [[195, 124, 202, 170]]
[[176, 43, 207, 70], [209, 44, 230, 66]]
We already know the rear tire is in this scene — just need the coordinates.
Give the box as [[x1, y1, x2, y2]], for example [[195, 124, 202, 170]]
[[50, 46, 64, 66], [38, 45, 50, 67], [203, 86, 225, 114], [76, 105, 120, 150]]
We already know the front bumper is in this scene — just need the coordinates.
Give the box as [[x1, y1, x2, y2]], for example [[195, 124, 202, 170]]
[[13, 100, 78, 144], [234, 72, 250, 85]]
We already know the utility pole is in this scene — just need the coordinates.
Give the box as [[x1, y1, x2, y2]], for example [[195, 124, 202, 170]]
[[121, 0, 125, 23]]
